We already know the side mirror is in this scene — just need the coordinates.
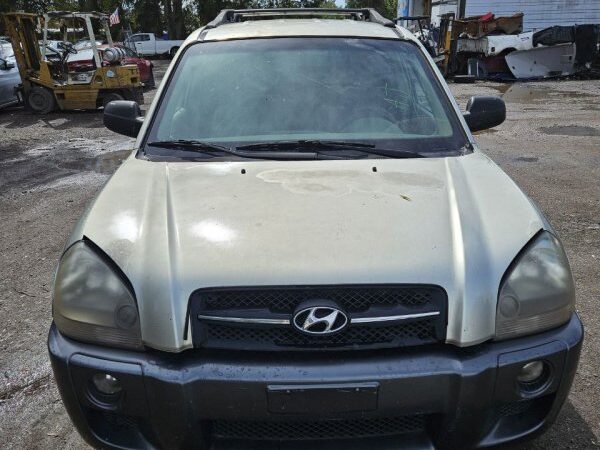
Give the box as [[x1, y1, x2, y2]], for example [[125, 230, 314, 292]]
[[0, 59, 7, 70], [103, 100, 144, 137], [463, 96, 506, 132]]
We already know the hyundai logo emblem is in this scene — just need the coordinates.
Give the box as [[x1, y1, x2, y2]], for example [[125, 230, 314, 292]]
[[293, 306, 349, 335]]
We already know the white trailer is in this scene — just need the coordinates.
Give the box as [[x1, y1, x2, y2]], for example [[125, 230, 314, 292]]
[[463, 0, 600, 31]]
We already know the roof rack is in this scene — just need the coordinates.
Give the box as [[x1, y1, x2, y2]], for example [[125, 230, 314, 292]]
[[46, 11, 110, 19], [205, 8, 396, 30]]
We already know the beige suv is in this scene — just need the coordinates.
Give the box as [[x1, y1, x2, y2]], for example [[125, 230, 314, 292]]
[[49, 8, 582, 450]]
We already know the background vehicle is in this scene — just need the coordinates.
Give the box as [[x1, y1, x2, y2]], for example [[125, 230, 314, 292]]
[[0, 57, 20, 109], [39, 39, 63, 56], [73, 38, 103, 50], [2, 11, 143, 114], [67, 44, 155, 87], [0, 38, 12, 58], [124, 32, 183, 57]]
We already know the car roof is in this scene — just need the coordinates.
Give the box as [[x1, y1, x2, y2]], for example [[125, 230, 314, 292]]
[[202, 19, 404, 41]]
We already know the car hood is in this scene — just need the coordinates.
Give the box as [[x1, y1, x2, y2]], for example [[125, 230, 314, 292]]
[[71, 151, 545, 351]]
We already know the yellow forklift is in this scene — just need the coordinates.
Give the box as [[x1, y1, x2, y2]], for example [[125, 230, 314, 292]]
[[2, 11, 143, 114]]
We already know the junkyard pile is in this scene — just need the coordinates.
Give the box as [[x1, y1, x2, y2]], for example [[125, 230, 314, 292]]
[[411, 12, 600, 81]]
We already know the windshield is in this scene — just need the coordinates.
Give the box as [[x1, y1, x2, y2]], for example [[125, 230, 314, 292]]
[[145, 37, 468, 159]]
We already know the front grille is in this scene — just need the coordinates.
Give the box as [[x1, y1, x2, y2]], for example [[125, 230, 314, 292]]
[[190, 285, 447, 351], [207, 320, 437, 348], [212, 415, 425, 441], [202, 285, 434, 313]]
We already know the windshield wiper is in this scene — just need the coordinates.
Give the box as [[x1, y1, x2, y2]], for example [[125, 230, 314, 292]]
[[237, 140, 375, 151], [236, 140, 425, 158], [148, 139, 234, 153], [146, 139, 339, 160]]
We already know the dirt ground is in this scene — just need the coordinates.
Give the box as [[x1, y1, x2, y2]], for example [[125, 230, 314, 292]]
[[0, 60, 598, 449]]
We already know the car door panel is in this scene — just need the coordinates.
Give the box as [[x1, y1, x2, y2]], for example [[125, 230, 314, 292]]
[[0, 64, 20, 109]]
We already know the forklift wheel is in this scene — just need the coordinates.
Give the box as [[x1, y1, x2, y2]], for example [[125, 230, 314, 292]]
[[103, 93, 124, 108], [26, 87, 56, 114]]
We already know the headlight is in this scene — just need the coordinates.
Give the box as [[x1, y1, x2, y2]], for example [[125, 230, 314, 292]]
[[53, 240, 143, 349], [495, 231, 575, 340]]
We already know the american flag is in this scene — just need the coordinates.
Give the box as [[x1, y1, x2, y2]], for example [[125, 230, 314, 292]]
[[109, 7, 120, 26]]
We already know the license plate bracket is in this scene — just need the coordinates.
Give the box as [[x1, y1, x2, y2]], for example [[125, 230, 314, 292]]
[[267, 382, 379, 414]]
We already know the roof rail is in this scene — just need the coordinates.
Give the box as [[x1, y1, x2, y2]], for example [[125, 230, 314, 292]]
[[204, 8, 396, 30]]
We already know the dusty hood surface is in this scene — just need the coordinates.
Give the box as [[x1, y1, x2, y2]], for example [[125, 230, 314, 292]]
[[73, 151, 544, 350]]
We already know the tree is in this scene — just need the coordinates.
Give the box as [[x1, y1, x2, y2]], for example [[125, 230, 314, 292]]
[[0, 0, 345, 37], [132, 0, 162, 35], [346, 0, 397, 19], [251, 1, 328, 7], [196, 1, 256, 27], [3, 0, 52, 14], [195, 0, 337, 26], [163, 0, 186, 38]]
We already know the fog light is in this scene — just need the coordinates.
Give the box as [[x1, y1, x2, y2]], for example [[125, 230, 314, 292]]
[[92, 373, 122, 395], [517, 361, 545, 383]]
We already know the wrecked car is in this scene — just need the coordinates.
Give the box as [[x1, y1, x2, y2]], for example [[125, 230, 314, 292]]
[[0, 56, 20, 110], [67, 43, 156, 87], [48, 8, 582, 450]]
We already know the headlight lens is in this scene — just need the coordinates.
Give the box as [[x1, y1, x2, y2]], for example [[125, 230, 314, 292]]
[[53, 241, 143, 349], [495, 231, 575, 340]]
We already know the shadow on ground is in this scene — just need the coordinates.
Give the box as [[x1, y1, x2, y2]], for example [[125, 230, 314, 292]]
[[0, 108, 104, 130], [509, 391, 597, 448]]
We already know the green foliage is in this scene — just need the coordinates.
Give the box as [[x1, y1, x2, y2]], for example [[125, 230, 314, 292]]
[[132, 0, 162, 35], [346, 0, 397, 19], [195, 0, 336, 27], [0, 0, 121, 14], [0, 0, 347, 38], [250, 1, 328, 6]]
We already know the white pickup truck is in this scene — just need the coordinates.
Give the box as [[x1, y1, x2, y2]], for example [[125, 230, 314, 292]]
[[124, 33, 183, 57]]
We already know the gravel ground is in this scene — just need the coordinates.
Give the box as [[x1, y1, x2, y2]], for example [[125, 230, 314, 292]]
[[0, 60, 598, 449]]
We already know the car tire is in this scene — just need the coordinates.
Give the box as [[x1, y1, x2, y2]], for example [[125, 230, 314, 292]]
[[102, 92, 124, 108], [26, 86, 56, 114], [170, 47, 179, 58], [146, 69, 156, 88]]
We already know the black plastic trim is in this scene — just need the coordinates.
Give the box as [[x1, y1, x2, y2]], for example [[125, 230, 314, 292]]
[[48, 314, 583, 450], [186, 283, 448, 351]]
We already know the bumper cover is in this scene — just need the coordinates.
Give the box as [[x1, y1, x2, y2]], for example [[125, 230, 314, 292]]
[[48, 314, 583, 450]]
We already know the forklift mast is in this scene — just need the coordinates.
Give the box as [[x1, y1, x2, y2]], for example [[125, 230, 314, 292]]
[[2, 13, 42, 90], [42, 11, 114, 69]]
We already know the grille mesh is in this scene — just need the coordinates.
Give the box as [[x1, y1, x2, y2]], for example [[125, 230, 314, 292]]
[[191, 285, 447, 351], [212, 416, 425, 441], [496, 399, 535, 417], [102, 412, 139, 429], [207, 321, 437, 348], [202, 286, 434, 313]]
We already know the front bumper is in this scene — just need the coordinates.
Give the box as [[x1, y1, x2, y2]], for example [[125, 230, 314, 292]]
[[48, 314, 583, 450]]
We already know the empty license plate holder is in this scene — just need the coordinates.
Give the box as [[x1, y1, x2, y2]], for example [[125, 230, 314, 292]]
[[267, 382, 379, 414]]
